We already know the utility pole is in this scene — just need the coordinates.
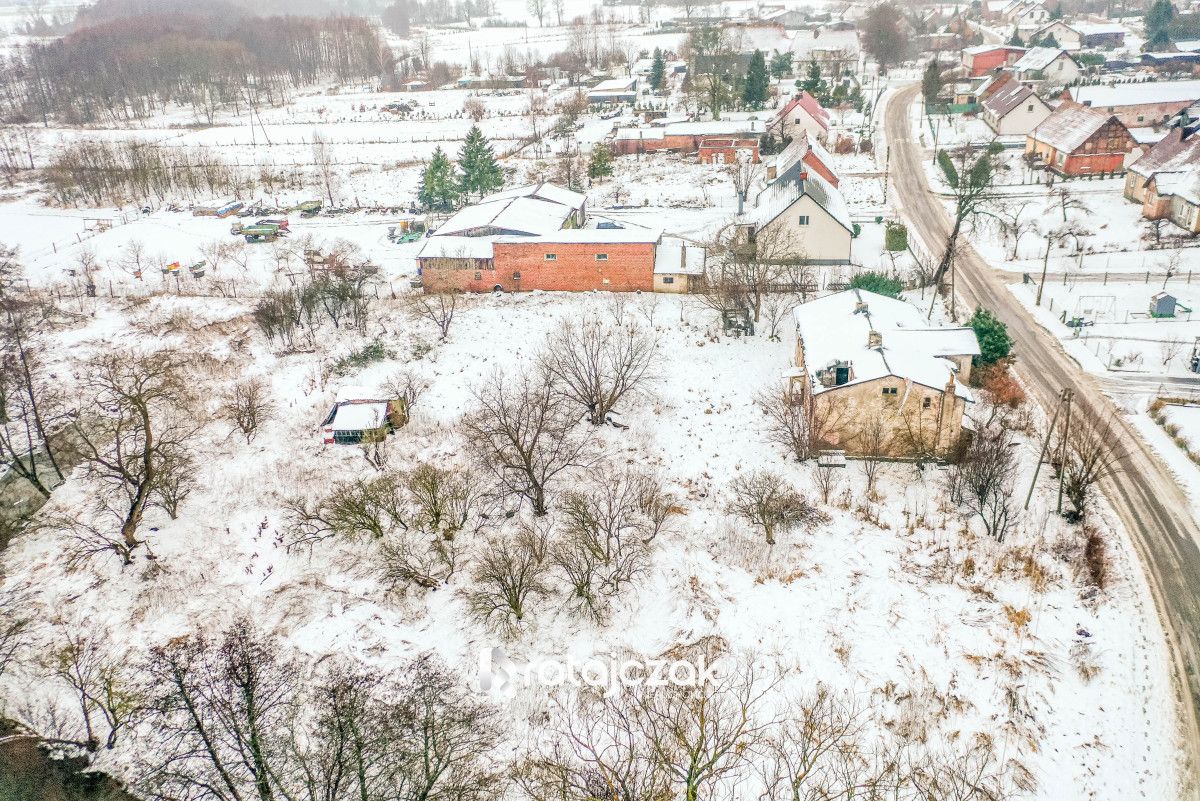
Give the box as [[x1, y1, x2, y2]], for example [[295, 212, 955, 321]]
[[883, 144, 890, 200], [1056, 388, 1074, 515], [1025, 388, 1068, 510]]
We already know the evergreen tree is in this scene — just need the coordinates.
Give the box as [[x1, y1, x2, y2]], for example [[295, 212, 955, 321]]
[[968, 307, 1012, 365], [649, 48, 666, 91], [1146, 0, 1176, 40], [769, 49, 793, 78], [1049, 2, 1063, 18], [417, 146, 459, 212], [922, 59, 944, 105], [743, 49, 770, 108], [1008, 30, 1024, 46], [588, 143, 613, 181], [800, 58, 826, 99], [457, 125, 503, 200]]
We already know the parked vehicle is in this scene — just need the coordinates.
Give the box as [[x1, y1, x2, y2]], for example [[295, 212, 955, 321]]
[[240, 224, 284, 243], [257, 218, 289, 231]]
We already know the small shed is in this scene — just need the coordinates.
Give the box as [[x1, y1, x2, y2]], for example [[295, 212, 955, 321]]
[[1150, 291, 1177, 317], [321, 386, 401, 444]]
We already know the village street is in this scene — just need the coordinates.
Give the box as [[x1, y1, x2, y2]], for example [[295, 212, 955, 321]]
[[886, 80, 1200, 784]]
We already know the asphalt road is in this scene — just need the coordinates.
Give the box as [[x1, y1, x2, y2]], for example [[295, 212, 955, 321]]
[[885, 82, 1200, 796]]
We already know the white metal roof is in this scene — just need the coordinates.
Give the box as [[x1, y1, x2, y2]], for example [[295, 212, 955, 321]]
[[654, 237, 706, 275], [1071, 80, 1200, 108], [437, 195, 571, 237], [417, 236, 495, 259], [330, 401, 389, 431], [1012, 46, 1070, 72], [792, 289, 979, 400], [495, 228, 661, 244]]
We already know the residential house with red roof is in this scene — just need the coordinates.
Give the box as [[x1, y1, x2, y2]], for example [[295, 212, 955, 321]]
[[1025, 105, 1136, 176], [981, 75, 1053, 135], [776, 91, 831, 144]]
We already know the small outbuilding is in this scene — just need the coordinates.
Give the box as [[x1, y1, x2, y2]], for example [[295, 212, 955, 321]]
[[1150, 291, 1178, 317], [321, 386, 405, 444]]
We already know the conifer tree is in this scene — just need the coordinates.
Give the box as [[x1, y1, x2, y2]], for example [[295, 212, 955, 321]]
[[800, 57, 825, 99], [457, 125, 503, 200], [769, 50, 793, 78], [418, 146, 459, 211], [742, 50, 770, 109], [587, 143, 613, 181], [649, 48, 666, 91]]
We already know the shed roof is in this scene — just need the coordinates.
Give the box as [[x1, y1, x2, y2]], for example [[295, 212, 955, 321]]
[[1129, 127, 1200, 177], [982, 79, 1044, 117], [654, 237, 706, 274], [1012, 46, 1072, 72]]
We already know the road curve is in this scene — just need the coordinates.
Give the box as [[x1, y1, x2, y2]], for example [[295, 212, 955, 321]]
[[885, 82, 1200, 797]]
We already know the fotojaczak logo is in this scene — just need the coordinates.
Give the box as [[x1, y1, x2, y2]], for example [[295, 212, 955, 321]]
[[477, 646, 725, 697], [478, 646, 514, 693]]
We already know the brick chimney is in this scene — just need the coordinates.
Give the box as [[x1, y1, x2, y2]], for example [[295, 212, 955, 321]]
[[867, 330, 883, 348]]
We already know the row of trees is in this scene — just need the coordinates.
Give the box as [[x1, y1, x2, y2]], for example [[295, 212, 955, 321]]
[[0, 611, 1016, 801], [0, 12, 386, 125]]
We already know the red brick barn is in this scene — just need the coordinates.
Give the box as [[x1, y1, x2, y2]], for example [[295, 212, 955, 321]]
[[961, 45, 1027, 77], [1025, 106, 1135, 176], [419, 230, 661, 293], [698, 137, 761, 164]]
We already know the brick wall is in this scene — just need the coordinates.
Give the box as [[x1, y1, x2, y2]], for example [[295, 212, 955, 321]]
[[421, 242, 656, 292], [698, 138, 761, 164]]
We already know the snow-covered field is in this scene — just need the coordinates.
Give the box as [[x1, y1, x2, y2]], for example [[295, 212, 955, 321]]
[[0, 288, 1184, 800]]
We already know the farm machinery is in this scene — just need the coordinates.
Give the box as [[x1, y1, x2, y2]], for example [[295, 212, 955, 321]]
[[231, 219, 289, 243]]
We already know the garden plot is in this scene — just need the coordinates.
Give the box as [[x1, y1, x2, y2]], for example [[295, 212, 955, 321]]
[[1012, 278, 1200, 375]]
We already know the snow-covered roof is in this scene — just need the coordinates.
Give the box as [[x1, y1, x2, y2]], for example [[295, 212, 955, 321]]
[[744, 167, 851, 232], [330, 401, 389, 432], [1030, 105, 1117, 152], [615, 127, 667, 141], [1129, 128, 1200, 177], [436, 195, 572, 237], [417, 236, 495, 259], [1071, 80, 1200, 108], [1155, 167, 1200, 204], [496, 227, 661, 244], [591, 77, 637, 92], [982, 79, 1043, 117], [791, 28, 859, 57], [964, 43, 1018, 55], [767, 133, 840, 185], [1178, 40, 1200, 53], [488, 182, 586, 210], [1070, 21, 1126, 35], [654, 237, 706, 275], [793, 289, 978, 400], [1012, 46, 1072, 72]]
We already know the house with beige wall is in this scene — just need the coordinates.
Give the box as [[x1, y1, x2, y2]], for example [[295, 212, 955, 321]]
[[737, 169, 852, 264], [789, 289, 981, 458]]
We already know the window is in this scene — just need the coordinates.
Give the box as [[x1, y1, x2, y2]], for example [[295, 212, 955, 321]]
[[798, 215, 810, 226], [513, 271, 522, 280], [544, 253, 557, 261], [1137, 115, 1145, 122], [1027, 104, 1034, 112], [596, 253, 608, 261], [882, 387, 898, 396], [922, 397, 932, 409], [662, 276, 675, 284], [474, 271, 482, 280]]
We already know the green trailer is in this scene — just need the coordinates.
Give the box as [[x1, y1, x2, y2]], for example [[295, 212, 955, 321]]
[[295, 200, 323, 218], [241, 223, 283, 243]]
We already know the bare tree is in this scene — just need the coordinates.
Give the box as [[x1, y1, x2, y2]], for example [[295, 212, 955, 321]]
[[727, 470, 825, 545], [44, 629, 142, 751], [726, 155, 760, 215], [223, 377, 273, 444], [857, 407, 891, 492], [463, 368, 594, 515], [527, 0, 547, 25], [1160, 337, 1184, 368], [997, 199, 1034, 260], [311, 130, 340, 205], [635, 653, 778, 801], [1049, 184, 1089, 223], [759, 685, 900, 801], [759, 293, 798, 341], [552, 467, 673, 621], [950, 425, 1018, 541], [540, 318, 657, 426], [813, 462, 841, 505], [1061, 407, 1125, 521], [464, 96, 487, 122], [382, 368, 427, 426], [701, 224, 804, 324], [410, 291, 460, 341], [756, 381, 845, 462], [932, 144, 1002, 292], [552, 0, 565, 24], [464, 528, 548, 634], [72, 350, 198, 564], [0, 586, 30, 682]]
